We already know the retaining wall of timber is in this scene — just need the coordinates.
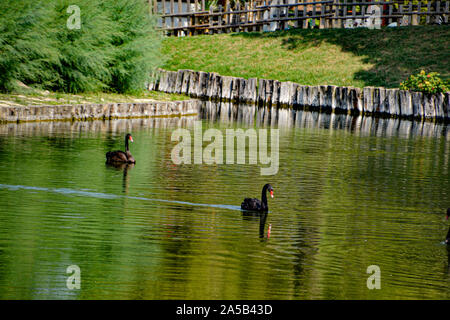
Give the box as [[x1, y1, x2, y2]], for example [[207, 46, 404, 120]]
[[0, 100, 199, 123], [150, 69, 450, 121]]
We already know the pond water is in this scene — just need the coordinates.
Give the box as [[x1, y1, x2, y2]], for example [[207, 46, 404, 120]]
[[0, 101, 450, 299]]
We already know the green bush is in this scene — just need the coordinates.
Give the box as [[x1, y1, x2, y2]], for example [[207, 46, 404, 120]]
[[0, 0, 164, 94], [400, 70, 449, 94]]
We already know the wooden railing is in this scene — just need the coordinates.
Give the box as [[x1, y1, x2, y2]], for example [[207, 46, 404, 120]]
[[149, 0, 450, 36]]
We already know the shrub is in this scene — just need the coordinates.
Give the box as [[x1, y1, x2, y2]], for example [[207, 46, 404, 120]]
[[0, 1, 57, 92], [0, 0, 164, 94], [400, 70, 449, 94]]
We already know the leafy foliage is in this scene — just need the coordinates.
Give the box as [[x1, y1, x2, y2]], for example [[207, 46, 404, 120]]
[[0, 0, 164, 93], [400, 70, 449, 94]]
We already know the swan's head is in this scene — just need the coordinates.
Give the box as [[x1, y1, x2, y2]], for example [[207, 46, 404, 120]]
[[126, 133, 133, 143], [266, 184, 274, 198]]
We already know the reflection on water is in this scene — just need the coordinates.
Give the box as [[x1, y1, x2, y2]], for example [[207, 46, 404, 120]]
[[0, 100, 450, 300], [199, 100, 450, 140], [106, 163, 135, 194], [242, 211, 269, 240]]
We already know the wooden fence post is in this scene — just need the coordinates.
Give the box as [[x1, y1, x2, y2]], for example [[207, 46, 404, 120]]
[[320, 3, 325, 28], [186, 0, 191, 35], [226, 3, 231, 33], [236, 1, 241, 32], [388, 3, 393, 25], [170, 0, 175, 34], [178, 0, 182, 35], [436, 1, 441, 24], [209, 6, 214, 34], [341, 0, 347, 28], [162, 0, 166, 30], [218, 5, 223, 33], [445, 1, 449, 24], [302, 2, 308, 28], [411, 2, 419, 26], [244, 3, 249, 32]]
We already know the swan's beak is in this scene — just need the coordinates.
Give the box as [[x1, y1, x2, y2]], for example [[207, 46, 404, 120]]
[[270, 190, 274, 198], [129, 136, 134, 143]]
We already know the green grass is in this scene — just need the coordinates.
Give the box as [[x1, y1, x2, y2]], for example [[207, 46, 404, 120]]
[[162, 25, 449, 89], [0, 89, 189, 107]]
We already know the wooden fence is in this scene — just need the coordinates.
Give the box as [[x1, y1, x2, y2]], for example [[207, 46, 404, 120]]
[[149, 0, 450, 35]]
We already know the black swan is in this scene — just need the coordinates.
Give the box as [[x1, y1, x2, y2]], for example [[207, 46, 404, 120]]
[[447, 208, 450, 221], [106, 133, 136, 164], [241, 184, 274, 212]]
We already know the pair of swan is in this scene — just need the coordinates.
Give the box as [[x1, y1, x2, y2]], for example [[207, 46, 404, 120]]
[[106, 134, 274, 212], [105, 134, 450, 243]]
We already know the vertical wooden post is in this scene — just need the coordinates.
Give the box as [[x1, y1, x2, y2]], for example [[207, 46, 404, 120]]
[[194, 0, 199, 35], [226, 3, 231, 33], [294, 5, 299, 29], [236, 1, 241, 32], [436, 1, 441, 24], [153, 0, 157, 15], [258, 3, 264, 32], [302, 2, 308, 28], [244, 3, 249, 32], [319, 3, 325, 29], [178, 0, 182, 36], [351, 2, 356, 27], [333, 1, 338, 28], [426, 1, 431, 24], [209, 6, 214, 34], [361, 5, 365, 28], [170, 0, 175, 34], [399, 4, 404, 26], [311, 4, 317, 28], [186, 0, 191, 35], [341, 0, 347, 28], [326, 2, 332, 28], [218, 5, 223, 33], [202, 0, 205, 11], [444, 1, 449, 24], [162, 0, 166, 30], [411, 2, 418, 26], [415, 1, 422, 25], [388, 4, 393, 25]]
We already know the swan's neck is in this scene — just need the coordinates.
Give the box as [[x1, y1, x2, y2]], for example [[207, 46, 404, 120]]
[[125, 137, 129, 152], [261, 185, 268, 207]]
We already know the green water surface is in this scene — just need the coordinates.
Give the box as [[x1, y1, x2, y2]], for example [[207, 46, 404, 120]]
[[0, 102, 449, 299]]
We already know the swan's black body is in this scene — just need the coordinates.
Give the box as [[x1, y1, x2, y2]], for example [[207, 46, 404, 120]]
[[106, 133, 135, 164], [241, 184, 274, 212]]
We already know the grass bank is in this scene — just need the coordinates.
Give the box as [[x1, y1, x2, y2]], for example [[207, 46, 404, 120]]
[[0, 89, 188, 107], [162, 25, 449, 89]]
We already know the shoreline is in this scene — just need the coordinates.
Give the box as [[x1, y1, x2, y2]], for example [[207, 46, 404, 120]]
[[152, 69, 450, 122], [0, 100, 199, 123]]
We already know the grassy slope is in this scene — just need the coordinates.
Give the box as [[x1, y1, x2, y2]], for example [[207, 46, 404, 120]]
[[162, 25, 449, 89]]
